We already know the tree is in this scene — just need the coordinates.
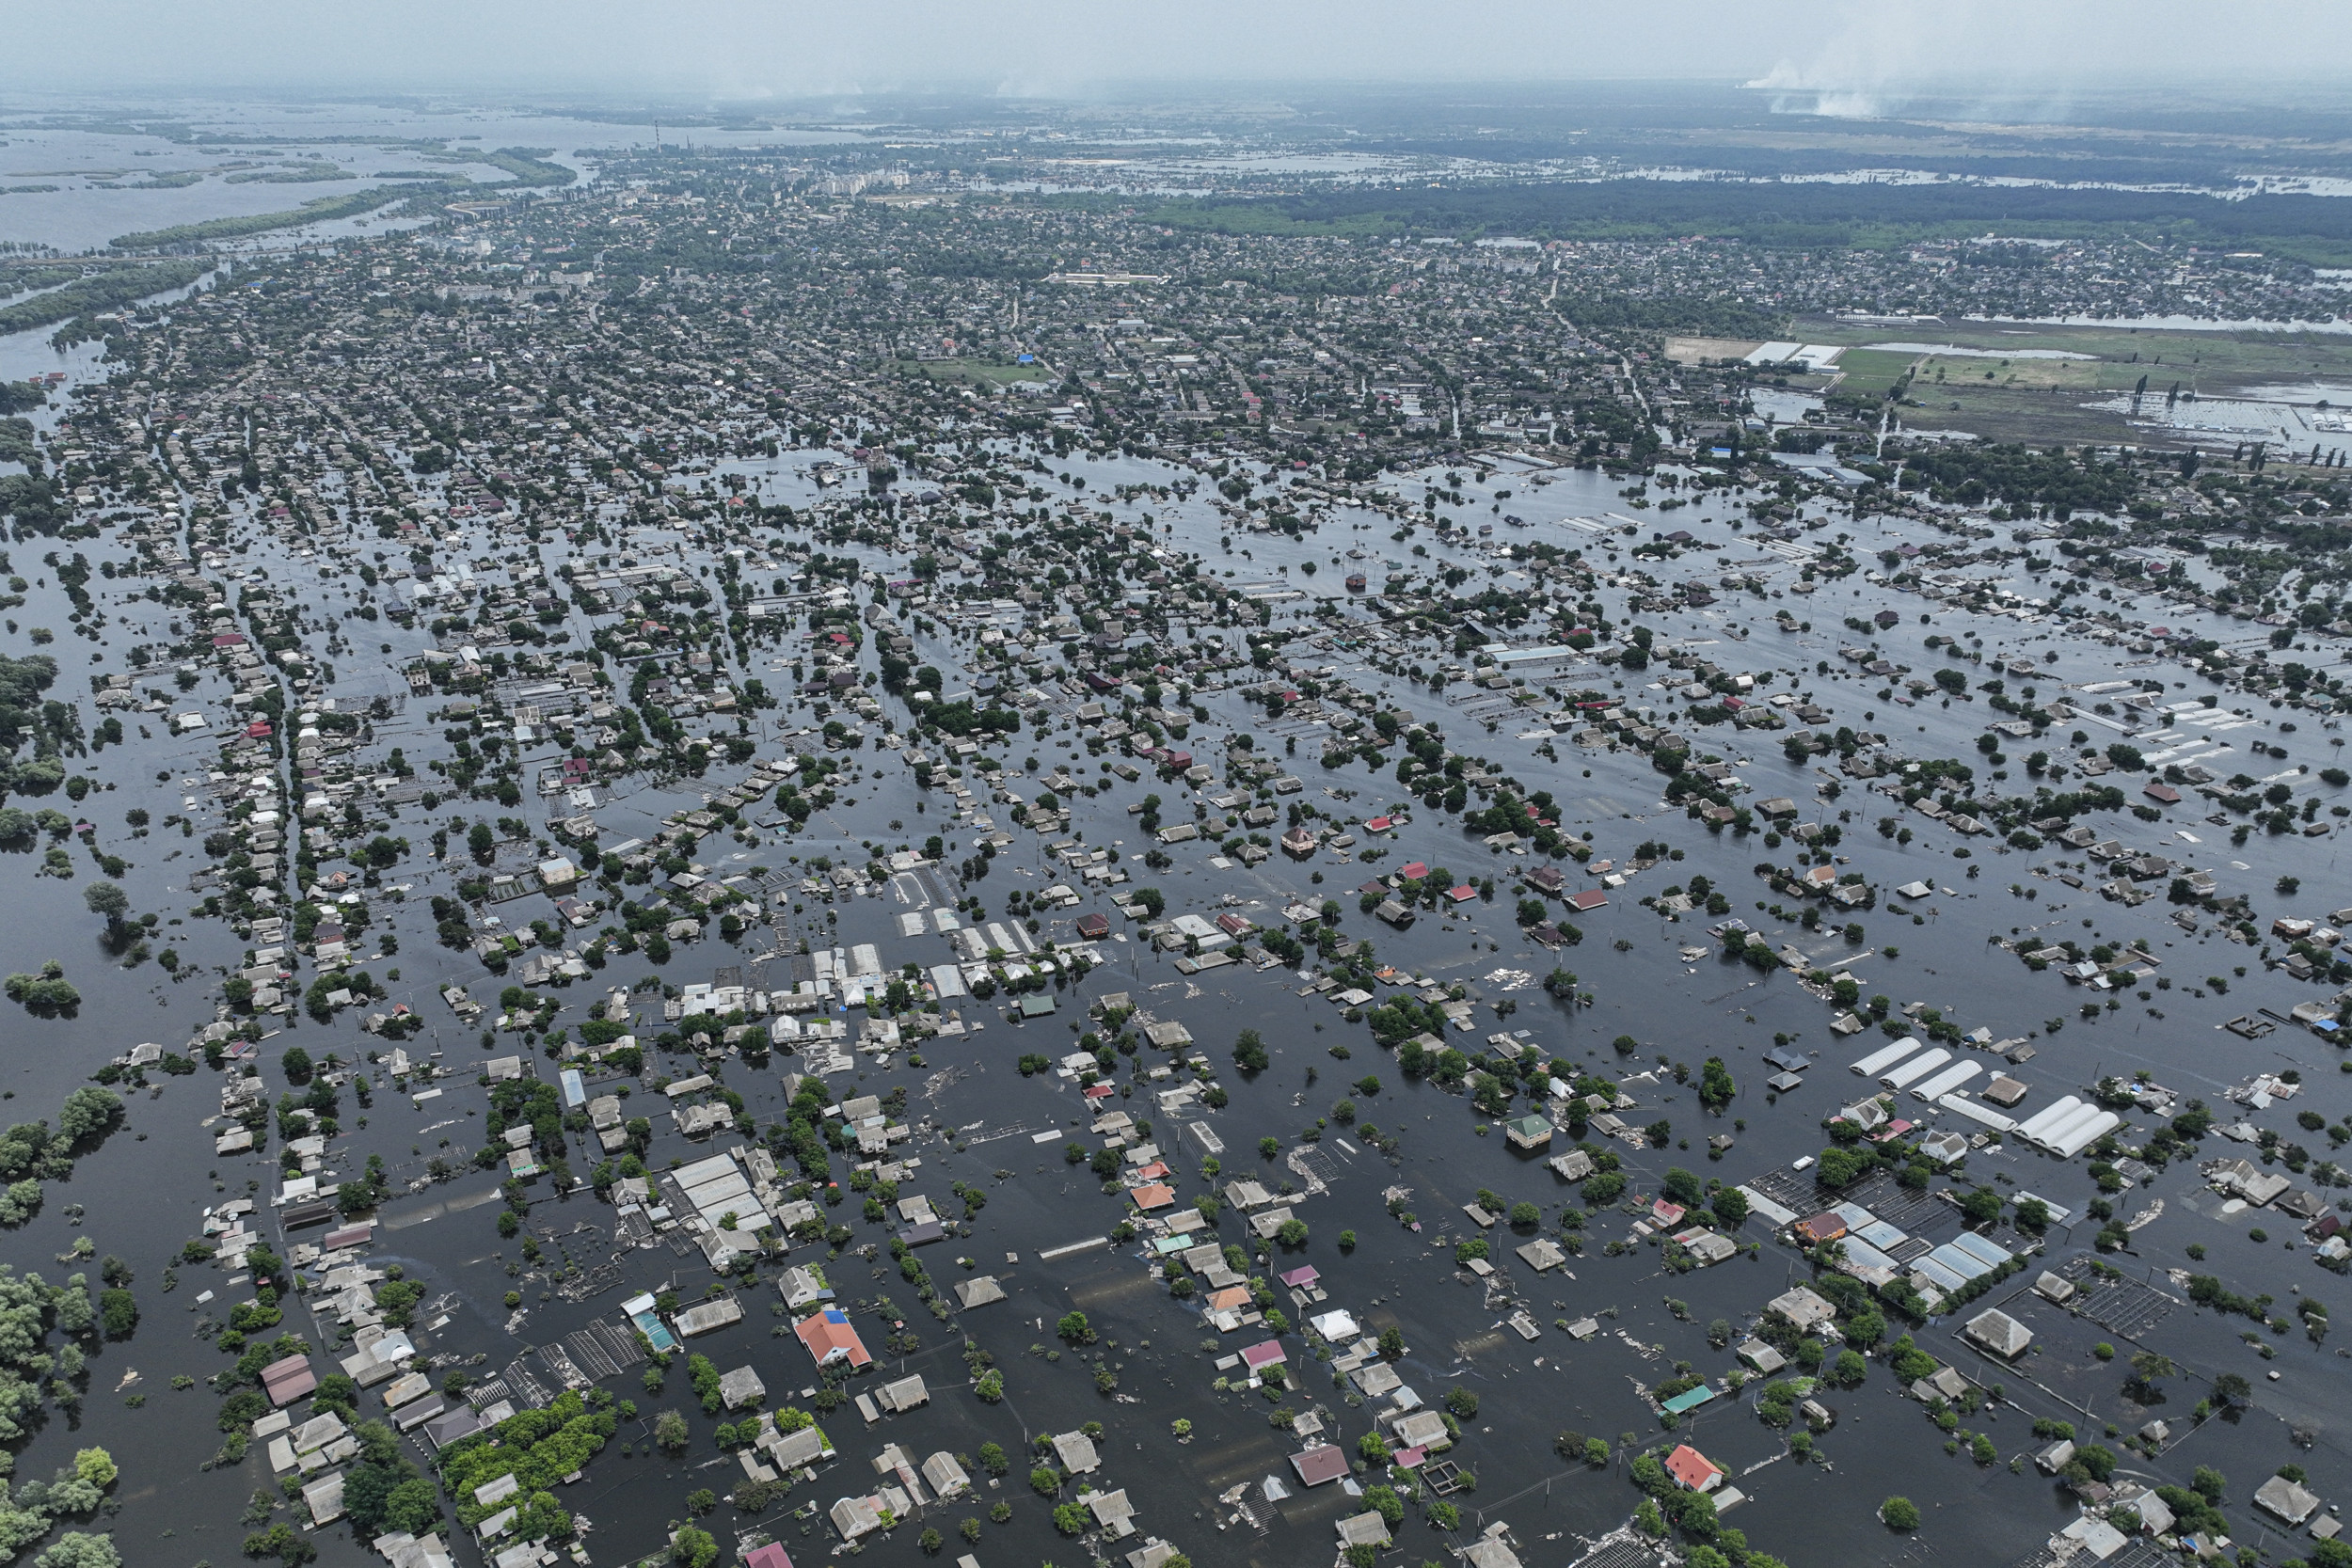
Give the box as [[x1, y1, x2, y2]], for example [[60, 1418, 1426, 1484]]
[[1232, 1029, 1269, 1072], [34, 1536, 120, 1568], [1815, 1146, 1869, 1189], [2127, 1351, 2175, 1401], [56, 1087, 119, 1143], [653, 1409, 690, 1453], [1697, 1056, 1736, 1111], [1053, 1501, 1089, 1535], [80, 882, 127, 928], [1378, 1326, 1406, 1361], [239, 1524, 316, 1565], [1057, 1310, 1092, 1343], [72, 1449, 116, 1489], [372, 1478, 439, 1536], [280, 1046, 314, 1085], [97, 1289, 135, 1338], [1711, 1186, 1749, 1227], [668, 1525, 717, 1568], [1881, 1497, 1921, 1531]]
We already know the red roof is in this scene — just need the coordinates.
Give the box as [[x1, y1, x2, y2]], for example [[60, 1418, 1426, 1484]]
[[1665, 1444, 1724, 1491], [744, 1546, 793, 1568], [1446, 884, 1477, 903], [1364, 816, 1394, 832], [794, 1307, 872, 1369], [1566, 890, 1609, 911], [261, 1353, 317, 1406], [1393, 1445, 1428, 1469], [1239, 1339, 1287, 1370], [2143, 782, 2182, 804], [1650, 1198, 1687, 1226], [1291, 1447, 1350, 1486], [1130, 1183, 1175, 1211], [1398, 862, 1428, 880]]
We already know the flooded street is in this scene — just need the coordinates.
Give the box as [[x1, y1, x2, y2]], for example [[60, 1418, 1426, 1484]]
[[3, 91, 2352, 1568]]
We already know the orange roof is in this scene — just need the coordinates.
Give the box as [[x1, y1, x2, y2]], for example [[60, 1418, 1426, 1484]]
[[1131, 1183, 1175, 1211], [1205, 1286, 1252, 1312], [794, 1307, 873, 1369], [1665, 1444, 1723, 1492]]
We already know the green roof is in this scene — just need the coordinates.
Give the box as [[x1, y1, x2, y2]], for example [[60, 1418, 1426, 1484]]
[[1661, 1386, 1719, 1415]]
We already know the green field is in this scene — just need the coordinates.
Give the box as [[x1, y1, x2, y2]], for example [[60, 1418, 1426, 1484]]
[[892, 356, 1055, 388], [1806, 319, 2352, 446]]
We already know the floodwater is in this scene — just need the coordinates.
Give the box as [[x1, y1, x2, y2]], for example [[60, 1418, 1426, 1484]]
[[0, 237, 2348, 1568], [0, 101, 869, 253]]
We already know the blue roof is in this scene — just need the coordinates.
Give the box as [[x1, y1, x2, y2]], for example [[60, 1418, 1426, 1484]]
[[822, 1307, 850, 1324], [1947, 1231, 2012, 1270], [1927, 1243, 1993, 1281], [1912, 1256, 1968, 1292]]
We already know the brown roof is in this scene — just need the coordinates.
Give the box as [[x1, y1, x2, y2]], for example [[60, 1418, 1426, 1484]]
[[262, 1353, 318, 1406], [1291, 1447, 1351, 1486]]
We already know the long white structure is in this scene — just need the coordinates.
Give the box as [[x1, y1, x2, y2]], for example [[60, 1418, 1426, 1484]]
[[1910, 1060, 1982, 1102], [1881, 1047, 1952, 1091], [2010, 1095, 2086, 1145], [1849, 1038, 1920, 1077], [2046, 1110, 2122, 1160], [1936, 1094, 2015, 1132]]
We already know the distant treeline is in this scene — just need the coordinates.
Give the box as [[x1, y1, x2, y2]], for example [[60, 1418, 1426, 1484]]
[[111, 186, 418, 251], [1143, 181, 2352, 260], [1381, 142, 2262, 191], [0, 261, 210, 336], [108, 150, 571, 252], [1556, 291, 1788, 341]]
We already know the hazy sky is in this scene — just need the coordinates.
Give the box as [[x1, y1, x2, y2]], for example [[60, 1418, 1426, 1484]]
[[9, 1, 2350, 99]]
